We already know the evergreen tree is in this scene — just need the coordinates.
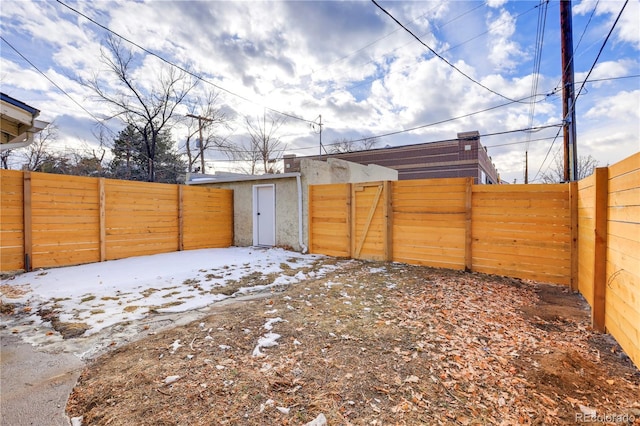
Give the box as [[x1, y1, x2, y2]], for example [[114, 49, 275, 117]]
[[110, 125, 186, 184]]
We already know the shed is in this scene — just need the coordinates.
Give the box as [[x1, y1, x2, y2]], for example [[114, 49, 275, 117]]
[[186, 158, 397, 251]]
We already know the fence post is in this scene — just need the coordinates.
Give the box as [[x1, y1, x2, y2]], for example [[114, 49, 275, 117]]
[[23, 171, 32, 271], [384, 181, 393, 261], [464, 177, 473, 272], [178, 185, 184, 251], [592, 167, 608, 332], [569, 181, 578, 291], [307, 185, 314, 254], [99, 178, 106, 262], [345, 183, 352, 258]]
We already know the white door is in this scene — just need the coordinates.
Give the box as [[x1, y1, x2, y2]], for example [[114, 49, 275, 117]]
[[253, 185, 275, 246]]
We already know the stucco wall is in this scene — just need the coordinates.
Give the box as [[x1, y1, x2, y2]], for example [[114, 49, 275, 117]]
[[200, 177, 301, 250]]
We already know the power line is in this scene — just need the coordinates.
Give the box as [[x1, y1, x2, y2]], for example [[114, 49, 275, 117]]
[[343, 92, 551, 145], [0, 36, 116, 136], [371, 0, 517, 103], [546, 74, 640, 97], [525, 1, 550, 152], [484, 135, 557, 149], [280, 123, 562, 159], [336, 3, 541, 99], [477, 124, 562, 139], [573, 0, 629, 105], [552, 0, 599, 96], [586, 74, 640, 84], [436, 2, 486, 29], [299, 2, 487, 94], [532, 126, 563, 182], [440, 3, 540, 55], [300, 2, 444, 81], [54, 0, 317, 126], [523, 0, 550, 183]]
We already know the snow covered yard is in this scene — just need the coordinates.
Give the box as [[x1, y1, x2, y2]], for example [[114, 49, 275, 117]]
[[0, 247, 345, 357], [55, 258, 639, 425]]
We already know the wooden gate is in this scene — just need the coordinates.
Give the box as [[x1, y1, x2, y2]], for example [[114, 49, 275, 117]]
[[351, 181, 390, 261]]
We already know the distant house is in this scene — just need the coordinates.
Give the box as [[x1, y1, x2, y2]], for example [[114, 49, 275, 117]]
[[284, 131, 500, 184], [186, 158, 397, 252], [0, 93, 49, 152]]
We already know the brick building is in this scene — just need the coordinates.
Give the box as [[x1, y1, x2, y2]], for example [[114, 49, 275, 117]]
[[284, 131, 500, 184]]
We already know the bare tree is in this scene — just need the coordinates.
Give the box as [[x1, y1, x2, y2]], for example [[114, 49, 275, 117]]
[[84, 35, 196, 182], [241, 112, 287, 174], [223, 138, 262, 175], [329, 136, 379, 154], [541, 154, 599, 183], [20, 124, 59, 171], [0, 151, 9, 169], [181, 90, 231, 173]]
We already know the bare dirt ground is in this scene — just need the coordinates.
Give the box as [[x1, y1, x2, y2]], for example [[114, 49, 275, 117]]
[[66, 260, 639, 425]]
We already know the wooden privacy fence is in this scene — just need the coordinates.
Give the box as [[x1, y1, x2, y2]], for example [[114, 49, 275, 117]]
[[1, 170, 233, 272], [309, 152, 640, 368], [577, 152, 639, 368], [309, 177, 573, 285]]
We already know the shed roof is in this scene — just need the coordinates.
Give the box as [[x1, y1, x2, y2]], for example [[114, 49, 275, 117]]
[[187, 172, 301, 185]]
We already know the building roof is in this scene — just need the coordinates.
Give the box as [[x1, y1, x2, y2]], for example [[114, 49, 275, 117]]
[[1, 93, 40, 115], [1, 92, 48, 151], [283, 131, 500, 183]]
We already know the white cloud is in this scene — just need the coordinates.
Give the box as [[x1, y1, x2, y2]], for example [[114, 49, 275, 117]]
[[575, 0, 640, 49], [486, 0, 509, 8], [486, 9, 524, 72], [584, 90, 640, 120], [1, 0, 637, 185]]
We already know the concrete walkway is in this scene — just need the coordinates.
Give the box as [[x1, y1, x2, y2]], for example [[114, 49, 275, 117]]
[[1, 333, 84, 426]]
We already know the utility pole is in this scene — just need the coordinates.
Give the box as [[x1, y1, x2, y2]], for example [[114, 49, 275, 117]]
[[561, 0, 578, 182], [525, 151, 529, 184], [312, 115, 324, 155], [186, 114, 215, 174]]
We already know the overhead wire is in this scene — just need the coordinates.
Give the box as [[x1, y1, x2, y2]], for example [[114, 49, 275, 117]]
[[343, 93, 552, 145], [524, 0, 549, 181], [299, 1, 444, 81], [54, 0, 318, 126], [551, 0, 600, 96], [531, 125, 563, 182], [213, 123, 562, 158], [295, 1, 497, 108], [440, 3, 540, 55], [339, 3, 541, 97], [0, 36, 116, 136], [573, 0, 629, 105], [12, 1, 636, 179], [535, 1, 627, 182], [527, 73, 640, 182], [371, 0, 518, 103], [436, 2, 486, 29]]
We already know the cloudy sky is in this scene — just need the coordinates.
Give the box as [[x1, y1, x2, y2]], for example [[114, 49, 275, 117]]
[[1, 0, 638, 183]]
